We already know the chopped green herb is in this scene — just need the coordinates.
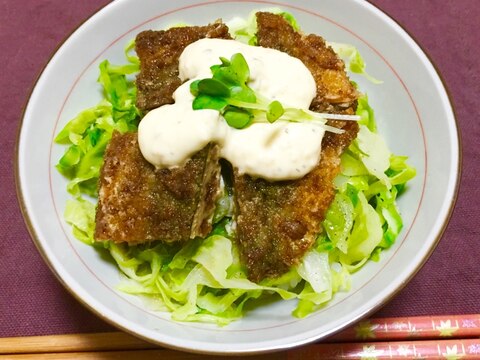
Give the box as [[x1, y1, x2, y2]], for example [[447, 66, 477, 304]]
[[190, 53, 359, 131]]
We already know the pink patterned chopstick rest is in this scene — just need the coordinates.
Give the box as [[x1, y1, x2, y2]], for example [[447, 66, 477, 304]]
[[329, 314, 480, 342], [288, 338, 480, 359]]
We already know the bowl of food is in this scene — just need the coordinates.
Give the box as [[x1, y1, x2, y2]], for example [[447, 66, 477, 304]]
[[16, 0, 459, 354]]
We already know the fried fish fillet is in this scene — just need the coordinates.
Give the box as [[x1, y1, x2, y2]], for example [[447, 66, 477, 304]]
[[232, 13, 360, 282], [96, 16, 357, 274], [94, 132, 221, 243], [135, 22, 231, 111], [95, 24, 232, 244], [255, 12, 358, 113]]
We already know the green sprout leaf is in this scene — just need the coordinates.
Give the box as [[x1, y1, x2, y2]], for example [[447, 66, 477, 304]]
[[230, 86, 256, 103], [190, 53, 358, 130], [266, 100, 285, 123], [229, 53, 250, 83], [190, 79, 201, 96], [197, 78, 231, 98], [192, 94, 227, 111], [223, 107, 252, 128]]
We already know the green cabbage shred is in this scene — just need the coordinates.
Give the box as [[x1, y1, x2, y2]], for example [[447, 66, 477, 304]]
[[56, 13, 415, 325], [55, 40, 140, 197]]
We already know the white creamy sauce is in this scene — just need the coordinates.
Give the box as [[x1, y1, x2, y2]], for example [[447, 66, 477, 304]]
[[221, 121, 324, 179], [179, 39, 315, 108], [139, 80, 226, 168], [138, 38, 325, 180]]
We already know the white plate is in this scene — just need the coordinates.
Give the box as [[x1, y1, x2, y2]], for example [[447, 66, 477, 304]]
[[16, 0, 459, 354]]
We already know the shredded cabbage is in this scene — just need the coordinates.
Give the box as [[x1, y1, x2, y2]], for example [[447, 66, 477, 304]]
[[64, 198, 96, 245], [56, 13, 415, 324], [55, 40, 140, 197], [327, 42, 383, 84]]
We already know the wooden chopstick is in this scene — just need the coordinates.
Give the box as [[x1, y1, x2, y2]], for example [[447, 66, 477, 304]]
[[1, 314, 479, 356], [0, 332, 153, 355], [3, 339, 480, 359], [290, 338, 480, 359], [331, 313, 480, 342], [0, 349, 265, 360]]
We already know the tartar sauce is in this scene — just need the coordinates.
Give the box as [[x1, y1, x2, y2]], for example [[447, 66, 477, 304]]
[[138, 38, 325, 180]]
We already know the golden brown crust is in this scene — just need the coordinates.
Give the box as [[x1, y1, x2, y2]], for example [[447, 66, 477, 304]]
[[232, 13, 360, 282], [97, 15, 359, 279], [135, 23, 231, 111], [256, 12, 358, 113], [94, 132, 221, 244], [191, 144, 222, 238], [233, 122, 358, 281]]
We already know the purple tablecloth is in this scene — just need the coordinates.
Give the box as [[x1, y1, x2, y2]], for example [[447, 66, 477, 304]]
[[1, 0, 478, 337]]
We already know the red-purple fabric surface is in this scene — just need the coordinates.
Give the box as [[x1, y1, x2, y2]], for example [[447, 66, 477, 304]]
[[1, 0, 478, 338]]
